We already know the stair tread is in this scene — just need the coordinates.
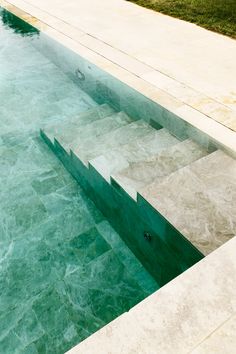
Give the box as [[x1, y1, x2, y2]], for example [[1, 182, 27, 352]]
[[140, 150, 236, 255], [90, 128, 180, 181], [57, 111, 133, 150], [72, 119, 155, 165], [43, 104, 115, 143], [112, 139, 209, 199]]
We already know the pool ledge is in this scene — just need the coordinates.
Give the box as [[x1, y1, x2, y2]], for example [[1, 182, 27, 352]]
[[66, 236, 236, 354], [0, 0, 236, 157]]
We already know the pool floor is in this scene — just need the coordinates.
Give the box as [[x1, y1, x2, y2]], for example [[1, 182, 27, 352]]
[[0, 11, 158, 354]]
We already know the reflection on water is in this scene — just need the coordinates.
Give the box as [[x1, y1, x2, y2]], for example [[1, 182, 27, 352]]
[[0, 8, 39, 36]]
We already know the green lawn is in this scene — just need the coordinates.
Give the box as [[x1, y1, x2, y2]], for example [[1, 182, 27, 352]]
[[127, 0, 236, 38]]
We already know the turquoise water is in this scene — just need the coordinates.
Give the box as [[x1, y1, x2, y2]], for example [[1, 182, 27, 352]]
[[0, 9, 158, 354]]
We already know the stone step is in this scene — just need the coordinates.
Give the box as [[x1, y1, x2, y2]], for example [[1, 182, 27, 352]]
[[41, 103, 115, 145], [43, 110, 134, 157], [72, 119, 157, 165], [111, 139, 209, 199], [59, 111, 133, 151], [139, 150, 236, 255], [90, 128, 180, 182]]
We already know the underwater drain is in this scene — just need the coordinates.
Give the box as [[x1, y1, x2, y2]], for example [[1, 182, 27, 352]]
[[144, 232, 152, 242]]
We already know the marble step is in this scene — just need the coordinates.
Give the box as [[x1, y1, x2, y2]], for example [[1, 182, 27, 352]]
[[90, 128, 180, 182], [60, 111, 133, 150], [45, 110, 134, 156], [111, 139, 209, 199], [41, 103, 115, 145], [139, 150, 236, 256], [72, 119, 157, 166]]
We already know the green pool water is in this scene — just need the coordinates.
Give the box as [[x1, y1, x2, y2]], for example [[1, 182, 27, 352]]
[[0, 9, 158, 354]]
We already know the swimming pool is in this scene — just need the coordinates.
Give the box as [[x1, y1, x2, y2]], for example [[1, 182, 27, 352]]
[[0, 9, 161, 354], [0, 6, 216, 354]]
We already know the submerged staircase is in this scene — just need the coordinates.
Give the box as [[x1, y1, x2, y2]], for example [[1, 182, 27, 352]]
[[41, 103, 236, 283]]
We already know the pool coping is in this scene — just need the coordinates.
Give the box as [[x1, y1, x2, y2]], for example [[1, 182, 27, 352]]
[[0, 0, 236, 158]]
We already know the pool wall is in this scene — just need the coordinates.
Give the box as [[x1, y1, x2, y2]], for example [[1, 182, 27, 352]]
[[32, 31, 236, 158], [1, 0, 236, 160]]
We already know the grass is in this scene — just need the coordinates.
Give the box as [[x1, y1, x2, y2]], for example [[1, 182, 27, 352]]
[[127, 0, 236, 38]]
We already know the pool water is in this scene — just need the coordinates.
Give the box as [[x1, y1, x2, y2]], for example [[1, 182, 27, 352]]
[[0, 9, 158, 354]]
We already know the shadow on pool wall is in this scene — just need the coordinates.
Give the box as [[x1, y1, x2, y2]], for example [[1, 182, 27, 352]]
[[53, 137, 204, 286], [0, 8, 39, 36]]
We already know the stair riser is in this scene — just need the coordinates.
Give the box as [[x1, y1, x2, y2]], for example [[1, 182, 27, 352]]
[[110, 176, 204, 266], [137, 193, 203, 265]]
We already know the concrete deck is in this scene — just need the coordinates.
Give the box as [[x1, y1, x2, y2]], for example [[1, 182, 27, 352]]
[[1, 0, 236, 133]]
